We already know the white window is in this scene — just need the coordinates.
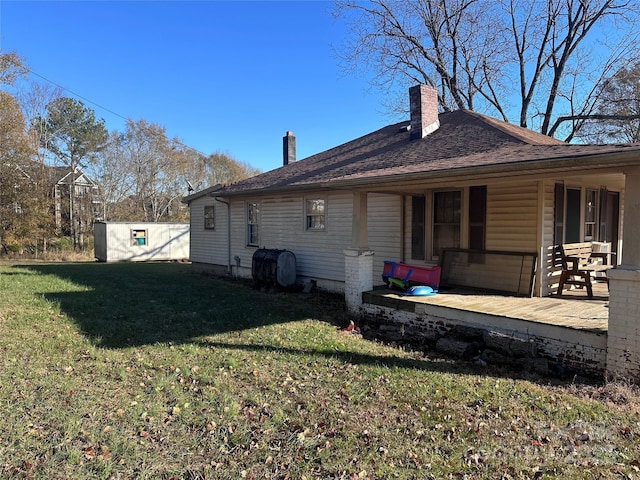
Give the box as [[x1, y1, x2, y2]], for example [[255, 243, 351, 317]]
[[247, 202, 260, 246], [305, 198, 326, 231], [204, 205, 215, 230], [584, 189, 597, 241]]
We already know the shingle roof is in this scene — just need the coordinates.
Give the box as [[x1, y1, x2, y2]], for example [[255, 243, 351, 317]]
[[215, 109, 640, 196], [182, 184, 222, 204]]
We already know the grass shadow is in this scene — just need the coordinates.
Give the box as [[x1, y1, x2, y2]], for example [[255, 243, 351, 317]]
[[20, 262, 331, 349], [201, 339, 464, 374], [15, 262, 601, 385]]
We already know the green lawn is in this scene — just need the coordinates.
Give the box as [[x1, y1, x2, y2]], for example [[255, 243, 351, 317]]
[[0, 261, 638, 479]]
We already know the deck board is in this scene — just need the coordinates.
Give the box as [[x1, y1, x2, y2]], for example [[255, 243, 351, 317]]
[[367, 283, 609, 333]]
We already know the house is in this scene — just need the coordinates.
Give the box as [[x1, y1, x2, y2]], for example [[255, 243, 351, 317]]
[[94, 221, 189, 262], [184, 85, 640, 380], [1, 162, 102, 251], [50, 166, 103, 235]]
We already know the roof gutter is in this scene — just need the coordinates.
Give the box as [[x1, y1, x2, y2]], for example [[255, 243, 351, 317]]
[[209, 149, 640, 197], [317, 149, 640, 190]]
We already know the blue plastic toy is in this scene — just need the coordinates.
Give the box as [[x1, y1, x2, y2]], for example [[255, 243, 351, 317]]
[[405, 285, 437, 296]]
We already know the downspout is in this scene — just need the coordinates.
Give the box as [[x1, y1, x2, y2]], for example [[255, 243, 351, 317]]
[[400, 195, 406, 262], [214, 197, 232, 275]]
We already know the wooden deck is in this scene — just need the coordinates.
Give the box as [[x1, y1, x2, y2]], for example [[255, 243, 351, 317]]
[[365, 281, 609, 333]]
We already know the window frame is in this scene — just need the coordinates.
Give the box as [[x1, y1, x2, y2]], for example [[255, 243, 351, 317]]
[[432, 189, 462, 259], [584, 188, 598, 241], [304, 197, 327, 232], [246, 202, 260, 247], [565, 187, 582, 243], [204, 205, 215, 230], [410, 195, 426, 260], [554, 184, 619, 245], [131, 229, 148, 246]]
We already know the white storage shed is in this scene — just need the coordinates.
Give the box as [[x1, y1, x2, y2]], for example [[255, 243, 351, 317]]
[[94, 222, 190, 262]]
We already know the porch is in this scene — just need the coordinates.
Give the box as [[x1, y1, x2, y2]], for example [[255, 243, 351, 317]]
[[364, 281, 609, 333], [360, 282, 610, 377], [344, 167, 640, 381]]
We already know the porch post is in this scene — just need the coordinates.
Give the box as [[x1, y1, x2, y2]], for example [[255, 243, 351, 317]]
[[344, 191, 374, 313], [606, 167, 640, 381]]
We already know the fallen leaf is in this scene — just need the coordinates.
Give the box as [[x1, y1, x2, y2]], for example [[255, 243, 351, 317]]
[[99, 445, 112, 460], [83, 446, 96, 459]]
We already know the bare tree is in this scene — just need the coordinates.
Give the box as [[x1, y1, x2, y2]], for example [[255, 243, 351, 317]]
[[335, 0, 640, 140], [571, 61, 640, 143], [92, 121, 261, 222], [90, 130, 136, 221], [96, 120, 197, 222], [15, 80, 63, 165], [16, 83, 64, 250]]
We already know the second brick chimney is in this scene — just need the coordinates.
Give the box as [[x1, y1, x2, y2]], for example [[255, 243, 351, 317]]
[[283, 131, 296, 166], [409, 84, 439, 140]]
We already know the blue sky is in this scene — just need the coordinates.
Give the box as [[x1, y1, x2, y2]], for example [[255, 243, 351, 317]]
[[0, 1, 395, 172]]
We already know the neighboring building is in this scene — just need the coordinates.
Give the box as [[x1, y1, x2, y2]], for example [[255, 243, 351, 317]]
[[50, 166, 103, 237], [1, 162, 102, 250], [94, 222, 189, 262], [184, 85, 640, 298]]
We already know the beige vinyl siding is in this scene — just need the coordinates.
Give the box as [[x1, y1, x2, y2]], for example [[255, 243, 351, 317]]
[[618, 189, 625, 259], [261, 195, 303, 248], [229, 200, 253, 270], [368, 193, 403, 285], [541, 181, 558, 296], [224, 191, 401, 288], [227, 192, 352, 283], [189, 197, 228, 265], [435, 182, 540, 295], [401, 184, 538, 258], [292, 192, 352, 282], [486, 182, 538, 252]]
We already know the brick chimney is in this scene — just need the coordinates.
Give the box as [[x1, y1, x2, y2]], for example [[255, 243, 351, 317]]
[[283, 131, 296, 166], [409, 84, 439, 139]]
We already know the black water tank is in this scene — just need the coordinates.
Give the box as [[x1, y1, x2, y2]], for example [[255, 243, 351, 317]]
[[252, 249, 297, 288]]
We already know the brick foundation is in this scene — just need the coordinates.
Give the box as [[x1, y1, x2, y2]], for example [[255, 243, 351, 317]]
[[606, 268, 640, 381]]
